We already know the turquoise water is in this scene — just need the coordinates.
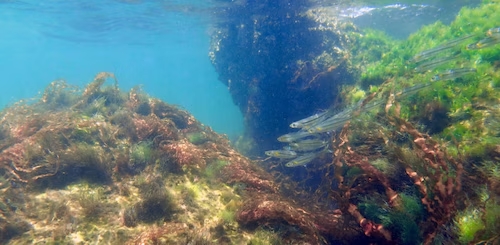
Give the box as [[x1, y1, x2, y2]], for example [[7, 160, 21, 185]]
[[0, 1, 244, 141]]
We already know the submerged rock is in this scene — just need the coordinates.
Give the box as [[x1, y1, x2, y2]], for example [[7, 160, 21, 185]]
[[0, 73, 377, 244], [210, 0, 357, 154]]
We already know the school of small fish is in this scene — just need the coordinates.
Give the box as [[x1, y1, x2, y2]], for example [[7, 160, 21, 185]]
[[266, 27, 500, 167]]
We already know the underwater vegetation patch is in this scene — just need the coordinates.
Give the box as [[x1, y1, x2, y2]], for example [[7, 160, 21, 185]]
[[359, 193, 424, 245], [204, 159, 230, 180], [77, 184, 106, 219], [0, 72, 297, 244], [128, 141, 154, 174], [260, 1, 500, 244], [0, 74, 177, 240], [124, 178, 178, 225], [186, 131, 211, 145]]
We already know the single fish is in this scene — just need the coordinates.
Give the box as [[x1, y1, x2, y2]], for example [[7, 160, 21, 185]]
[[307, 108, 353, 134], [414, 55, 459, 73], [302, 105, 357, 131], [410, 34, 474, 63], [395, 83, 434, 99], [492, 33, 500, 39], [306, 99, 383, 134], [290, 110, 330, 129], [467, 35, 500, 50], [431, 68, 477, 81], [265, 150, 298, 159], [285, 152, 322, 167], [289, 139, 328, 152], [277, 130, 315, 143], [487, 27, 500, 37]]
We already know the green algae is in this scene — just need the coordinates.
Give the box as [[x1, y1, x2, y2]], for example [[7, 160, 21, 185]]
[[481, 160, 500, 179], [204, 159, 230, 180], [77, 184, 106, 220], [129, 141, 154, 173], [348, 0, 500, 158], [455, 208, 485, 244], [247, 228, 284, 245], [370, 158, 397, 175], [342, 1, 500, 243], [359, 192, 424, 245], [176, 179, 204, 201], [186, 131, 210, 145], [219, 209, 236, 223]]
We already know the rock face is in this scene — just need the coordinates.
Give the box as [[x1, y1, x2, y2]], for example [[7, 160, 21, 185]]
[[210, 0, 356, 154]]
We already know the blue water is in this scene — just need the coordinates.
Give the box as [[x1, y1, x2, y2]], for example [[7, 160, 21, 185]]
[[0, 0, 244, 141]]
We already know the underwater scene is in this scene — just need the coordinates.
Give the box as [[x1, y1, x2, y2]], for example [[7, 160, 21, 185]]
[[1, 0, 500, 244]]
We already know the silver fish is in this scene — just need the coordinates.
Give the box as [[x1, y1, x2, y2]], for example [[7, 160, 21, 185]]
[[395, 83, 434, 99], [265, 150, 298, 159], [277, 130, 316, 143], [431, 68, 477, 81], [467, 35, 500, 50], [285, 152, 322, 167], [289, 139, 328, 152], [414, 55, 459, 73], [307, 108, 353, 134], [410, 34, 474, 63], [290, 110, 330, 129], [487, 27, 500, 37]]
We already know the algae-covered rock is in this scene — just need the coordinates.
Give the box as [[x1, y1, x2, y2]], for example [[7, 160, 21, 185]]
[[0, 73, 264, 244], [0, 73, 375, 244], [210, 0, 357, 154]]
